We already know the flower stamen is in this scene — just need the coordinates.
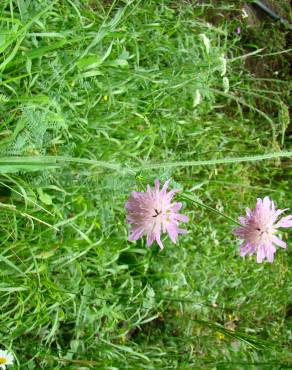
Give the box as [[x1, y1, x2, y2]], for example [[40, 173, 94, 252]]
[[152, 209, 161, 218]]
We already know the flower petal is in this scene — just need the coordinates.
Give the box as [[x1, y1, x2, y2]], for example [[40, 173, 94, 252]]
[[233, 227, 245, 237], [271, 235, 287, 249], [161, 179, 171, 195], [240, 242, 254, 256], [166, 223, 178, 243], [266, 243, 276, 262], [166, 189, 179, 201], [246, 207, 251, 217], [154, 179, 160, 192], [276, 215, 292, 228], [146, 232, 155, 247], [156, 234, 164, 249], [239, 216, 247, 225], [256, 246, 266, 263], [256, 198, 263, 208], [173, 213, 189, 223], [171, 202, 182, 212], [128, 227, 144, 241], [146, 185, 152, 195], [263, 196, 271, 209]]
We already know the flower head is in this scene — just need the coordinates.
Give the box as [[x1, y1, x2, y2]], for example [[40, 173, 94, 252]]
[[234, 196, 292, 263], [125, 179, 189, 249], [0, 349, 14, 369]]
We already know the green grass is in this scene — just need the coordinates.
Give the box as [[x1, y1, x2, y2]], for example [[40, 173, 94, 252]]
[[0, 0, 291, 368]]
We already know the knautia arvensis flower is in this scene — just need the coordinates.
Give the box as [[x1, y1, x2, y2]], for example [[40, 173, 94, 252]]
[[234, 196, 292, 263], [125, 179, 189, 249]]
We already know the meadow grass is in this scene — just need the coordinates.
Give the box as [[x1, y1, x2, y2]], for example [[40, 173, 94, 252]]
[[0, 0, 291, 368]]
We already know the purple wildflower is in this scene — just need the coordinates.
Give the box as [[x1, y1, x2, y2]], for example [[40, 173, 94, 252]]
[[234, 196, 292, 263], [125, 179, 189, 249]]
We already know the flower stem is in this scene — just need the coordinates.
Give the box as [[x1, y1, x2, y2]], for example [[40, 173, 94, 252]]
[[179, 193, 241, 226]]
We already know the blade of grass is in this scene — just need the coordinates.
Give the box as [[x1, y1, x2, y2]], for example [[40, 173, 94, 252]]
[[0, 254, 25, 276], [193, 319, 280, 350]]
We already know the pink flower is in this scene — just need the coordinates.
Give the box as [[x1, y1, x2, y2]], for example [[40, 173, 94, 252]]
[[125, 179, 189, 249], [234, 197, 292, 263]]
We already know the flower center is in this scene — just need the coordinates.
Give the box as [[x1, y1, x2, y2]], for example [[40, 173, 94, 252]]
[[256, 227, 270, 235], [254, 225, 274, 243], [0, 358, 7, 364]]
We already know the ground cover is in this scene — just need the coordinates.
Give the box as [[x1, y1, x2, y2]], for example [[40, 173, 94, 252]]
[[0, 0, 291, 368]]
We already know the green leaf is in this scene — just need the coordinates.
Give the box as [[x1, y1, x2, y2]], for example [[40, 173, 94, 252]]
[[0, 254, 25, 276], [37, 188, 53, 205]]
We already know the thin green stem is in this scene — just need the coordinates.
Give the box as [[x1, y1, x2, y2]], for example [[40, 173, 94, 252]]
[[179, 193, 241, 226]]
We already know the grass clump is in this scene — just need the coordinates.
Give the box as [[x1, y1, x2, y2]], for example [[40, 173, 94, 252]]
[[0, 0, 291, 368]]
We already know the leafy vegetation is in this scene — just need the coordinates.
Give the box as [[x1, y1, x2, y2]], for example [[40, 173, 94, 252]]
[[0, 0, 291, 368]]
